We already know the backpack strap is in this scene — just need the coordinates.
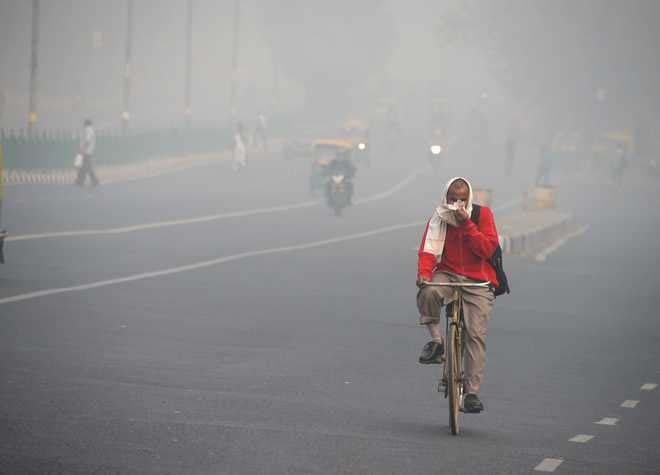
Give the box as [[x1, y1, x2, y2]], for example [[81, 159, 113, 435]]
[[470, 203, 481, 225], [469, 203, 510, 296]]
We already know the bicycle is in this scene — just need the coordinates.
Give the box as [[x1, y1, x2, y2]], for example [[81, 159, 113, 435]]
[[421, 280, 490, 435]]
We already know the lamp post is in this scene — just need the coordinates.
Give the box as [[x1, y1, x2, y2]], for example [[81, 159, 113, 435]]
[[121, 0, 134, 134], [230, 0, 240, 118], [185, 0, 193, 129], [28, 0, 40, 135]]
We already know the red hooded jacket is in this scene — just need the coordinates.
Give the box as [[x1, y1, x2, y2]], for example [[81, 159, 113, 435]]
[[417, 206, 500, 286]]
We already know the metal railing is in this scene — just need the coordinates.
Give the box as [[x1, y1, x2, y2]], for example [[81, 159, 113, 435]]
[[0, 126, 233, 170]]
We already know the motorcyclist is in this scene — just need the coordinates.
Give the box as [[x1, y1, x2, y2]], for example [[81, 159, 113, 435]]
[[323, 151, 356, 204]]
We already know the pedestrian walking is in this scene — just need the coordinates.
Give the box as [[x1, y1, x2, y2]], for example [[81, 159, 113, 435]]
[[535, 143, 552, 186], [232, 122, 248, 171], [253, 113, 268, 152], [74, 119, 99, 187]]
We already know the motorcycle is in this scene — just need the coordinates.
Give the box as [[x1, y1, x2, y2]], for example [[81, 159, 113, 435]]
[[428, 143, 443, 175], [325, 174, 352, 216]]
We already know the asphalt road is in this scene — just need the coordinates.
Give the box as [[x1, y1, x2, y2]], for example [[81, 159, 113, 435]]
[[1, 142, 659, 474]]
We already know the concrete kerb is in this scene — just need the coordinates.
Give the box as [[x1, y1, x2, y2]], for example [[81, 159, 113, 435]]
[[1, 137, 289, 187], [1, 151, 234, 186], [499, 213, 576, 257]]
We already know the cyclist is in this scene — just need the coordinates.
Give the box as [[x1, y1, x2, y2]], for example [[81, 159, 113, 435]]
[[416, 177, 500, 413]]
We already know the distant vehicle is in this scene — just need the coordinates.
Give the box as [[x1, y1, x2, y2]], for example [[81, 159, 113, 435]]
[[318, 142, 356, 216], [590, 130, 634, 167], [282, 120, 368, 163], [339, 118, 370, 164], [427, 128, 448, 175], [326, 172, 352, 216], [309, 139, 354, 195]]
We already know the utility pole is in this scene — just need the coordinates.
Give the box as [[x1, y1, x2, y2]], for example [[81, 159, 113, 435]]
[[28, 0, 40, 135], [122, 0, 134, 134], [230, 0, 240, 118], [272, 50, 279, 112], [185, 0, 193, 129]]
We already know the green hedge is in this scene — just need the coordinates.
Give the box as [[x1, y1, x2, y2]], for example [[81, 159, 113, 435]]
[[0, 127, 232, 170]]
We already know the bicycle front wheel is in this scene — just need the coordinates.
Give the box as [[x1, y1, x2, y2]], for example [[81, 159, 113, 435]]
[[447, 322, 461, 435]]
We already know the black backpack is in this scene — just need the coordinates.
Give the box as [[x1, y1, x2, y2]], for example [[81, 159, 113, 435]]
[[470, 204, 510, 297]]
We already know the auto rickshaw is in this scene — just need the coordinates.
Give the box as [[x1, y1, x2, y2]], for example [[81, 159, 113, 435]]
[[590, 130, 634, 169], [309, 139, 353, 195], [339, 118, 370, 164]]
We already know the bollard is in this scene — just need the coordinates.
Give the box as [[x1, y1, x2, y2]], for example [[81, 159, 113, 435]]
[[0, 141, 5, 263], [532, 185, 556, 209]]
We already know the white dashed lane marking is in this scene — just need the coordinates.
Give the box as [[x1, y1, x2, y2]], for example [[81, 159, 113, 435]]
[[534, 458, 563, 472], [7, 170, 420, 243], [569, 434, 594, 443], [0, 221, 424, 306], [534, 225, 589, 262], [641, 383, 657, 391], [621, 400, 639, 408], [595, 417, 619, 426]]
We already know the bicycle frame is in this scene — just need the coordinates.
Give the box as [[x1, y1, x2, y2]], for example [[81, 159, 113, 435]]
[[422, 280, 489, 435]]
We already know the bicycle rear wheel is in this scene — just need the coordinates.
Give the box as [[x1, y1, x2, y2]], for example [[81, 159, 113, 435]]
[[447, 322, 461, 435]]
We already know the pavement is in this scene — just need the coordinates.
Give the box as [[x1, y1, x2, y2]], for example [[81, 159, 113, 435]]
[[1, 138, 659, 474]]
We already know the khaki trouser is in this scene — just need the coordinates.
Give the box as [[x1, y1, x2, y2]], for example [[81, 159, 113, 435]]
[[417, 271, 495, 394]]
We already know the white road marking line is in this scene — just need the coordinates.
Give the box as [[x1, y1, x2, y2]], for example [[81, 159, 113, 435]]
[[0, 220, 425, 306], [621, 400, 639, 408], [535, 225, 589, 262], [569, 434, 594, 443], [534, 458, 563, 472], [595, 417, 618, 426], [6, 201, 319, 242], [493, 199, 523, 213], [0, 196, 523, 306], [353, 170, 419, 204], [7, 170, 420, 243], [641, 383, 657, 391]]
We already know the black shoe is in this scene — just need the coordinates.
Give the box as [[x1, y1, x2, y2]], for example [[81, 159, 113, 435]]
[[418, 341, 444, 364], [463, 393, 484, 413]]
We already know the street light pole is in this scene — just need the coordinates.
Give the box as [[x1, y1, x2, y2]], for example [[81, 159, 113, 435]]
[[272, 50, 279, 112], [28, 0, 40, 135], [185, 0, 193, 129], [230, 0, 240, 118], [122, 0, 134, 134]]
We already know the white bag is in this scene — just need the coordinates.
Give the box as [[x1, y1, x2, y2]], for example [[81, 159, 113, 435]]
[[74, 153, 83, 168]]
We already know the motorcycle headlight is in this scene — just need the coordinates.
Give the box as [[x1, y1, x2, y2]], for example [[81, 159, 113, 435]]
[[357, 143, 367, 151], [430, 145, 442, 155]]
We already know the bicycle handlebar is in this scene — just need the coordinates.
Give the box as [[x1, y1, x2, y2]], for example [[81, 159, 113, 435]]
[[421, 281, 490, 288]]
